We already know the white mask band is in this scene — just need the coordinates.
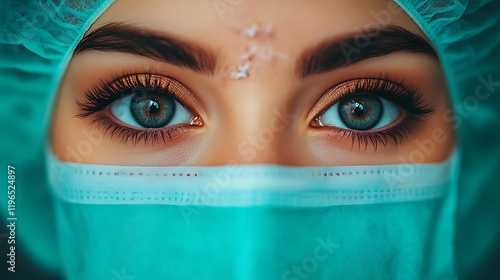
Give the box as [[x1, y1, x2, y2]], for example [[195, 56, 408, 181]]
[[46, 150, 454, 207]]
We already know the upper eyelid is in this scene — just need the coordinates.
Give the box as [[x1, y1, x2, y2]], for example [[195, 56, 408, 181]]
[[76, 73, 204, 119], [307, 78, 433, 123], [307, 79, 373, 122]]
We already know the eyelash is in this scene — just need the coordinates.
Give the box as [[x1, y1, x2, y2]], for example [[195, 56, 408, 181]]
[[77, 74, 433, 149], [76, 73, 196, 145], [314, 77, 434, 150]]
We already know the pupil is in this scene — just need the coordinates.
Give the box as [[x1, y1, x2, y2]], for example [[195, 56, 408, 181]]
[[352, 102, 365, 116], [148, 100, 160, 114]]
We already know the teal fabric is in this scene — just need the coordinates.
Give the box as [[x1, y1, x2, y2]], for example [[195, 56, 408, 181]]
[[0, 0, 116, 273], [45, 147, 457, 279], [0, 0, 499, 278], [55, 201, 453, 279], [394, 0, 500, 277]]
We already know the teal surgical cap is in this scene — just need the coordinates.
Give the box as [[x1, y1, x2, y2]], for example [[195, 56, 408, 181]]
[[1, 0, 499, 278]]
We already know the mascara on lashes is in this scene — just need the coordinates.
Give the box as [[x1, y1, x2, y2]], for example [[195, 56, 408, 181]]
[[311, 77, 434, 150]]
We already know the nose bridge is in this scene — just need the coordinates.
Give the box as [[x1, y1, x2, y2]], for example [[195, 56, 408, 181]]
[[203, 83, 300, 165], [234, 105, 294, 164]]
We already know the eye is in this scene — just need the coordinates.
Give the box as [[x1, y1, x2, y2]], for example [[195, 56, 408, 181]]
[[317, 94, 401, 131], [309, 78, 434, 149], [76, 73, 203, 145], [110, 90, 192, 129]]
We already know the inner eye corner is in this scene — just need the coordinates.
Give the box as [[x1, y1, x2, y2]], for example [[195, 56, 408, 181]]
[[309, 115, 321, 128], [189, 115, 204, 126], [307, 104, 329, 127]]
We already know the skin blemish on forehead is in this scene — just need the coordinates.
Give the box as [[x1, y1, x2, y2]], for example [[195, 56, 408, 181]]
[[230, 61, 251, 79], [229, 22, 287, 80], [243, 23, 258, 38], [239, 23, 274, 38]]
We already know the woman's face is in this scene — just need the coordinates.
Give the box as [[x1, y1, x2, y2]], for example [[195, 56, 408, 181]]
[[51, 0, 454, 166]]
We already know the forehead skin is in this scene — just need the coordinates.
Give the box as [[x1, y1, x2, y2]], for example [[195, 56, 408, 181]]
[[87, 0, 426, 77]]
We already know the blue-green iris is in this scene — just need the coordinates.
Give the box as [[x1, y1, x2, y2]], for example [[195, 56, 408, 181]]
[[338, 94, 383, 130], [130, 91, 176, 128]]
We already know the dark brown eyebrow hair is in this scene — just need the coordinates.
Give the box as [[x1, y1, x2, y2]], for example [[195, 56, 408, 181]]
[[296, 26, 438, 78], [74, 22, 218, 76]]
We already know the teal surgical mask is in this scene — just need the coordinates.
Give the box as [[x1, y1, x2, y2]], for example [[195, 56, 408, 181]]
[[46, 150, 457, 280]]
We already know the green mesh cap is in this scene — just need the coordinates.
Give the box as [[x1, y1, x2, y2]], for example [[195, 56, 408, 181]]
[[0, 0, 499, 277]]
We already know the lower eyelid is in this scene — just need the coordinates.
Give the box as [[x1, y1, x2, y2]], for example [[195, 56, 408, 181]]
[[89, 114, 196, 145], [315, 113, 425, 150]]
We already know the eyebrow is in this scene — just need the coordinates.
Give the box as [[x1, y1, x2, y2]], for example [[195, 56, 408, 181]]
[[74, 22, 217, 76], [297, 26, 437, 78]]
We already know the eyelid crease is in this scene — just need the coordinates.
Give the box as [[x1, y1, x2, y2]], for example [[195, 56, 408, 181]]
[[319, 114, 425, 151], [308, 77, 434, 122], [75, 73, 202, 120]]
